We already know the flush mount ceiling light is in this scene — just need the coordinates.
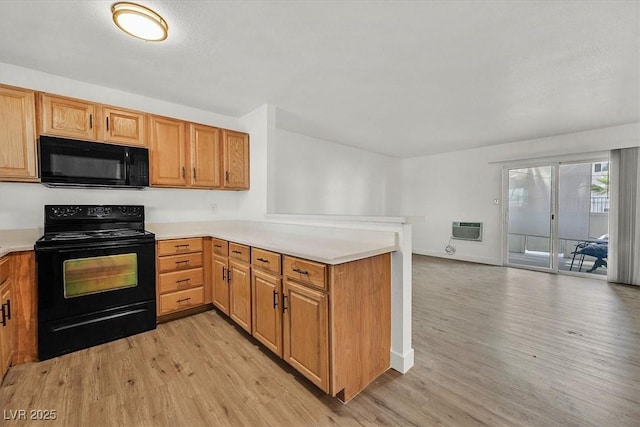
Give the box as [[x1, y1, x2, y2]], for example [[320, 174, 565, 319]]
[[111, 2, 168, 42]]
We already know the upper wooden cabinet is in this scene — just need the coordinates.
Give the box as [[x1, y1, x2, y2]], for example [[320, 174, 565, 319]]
[[149, 115, 187, 187], [39, 93, 96, 140], [150, 120, 248, 191], [0, 85, 38, 182], [101, 106, 146, 147], [5, 87, 249, 190], [189, 124, 221, 188], [38, 93, 146, 147], [222, 130, 250, 190]]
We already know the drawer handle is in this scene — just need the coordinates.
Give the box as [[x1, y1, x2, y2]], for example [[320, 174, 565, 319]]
[[257, 257, 270, 263], [176, 278, 191, 284], [292, 267, 309, 275], [232, 250, 242, 254], [175, 244, 190, 249], [214, 244, 222, 248], [175, 260, 189, 266], [176, 297, 192, 303]]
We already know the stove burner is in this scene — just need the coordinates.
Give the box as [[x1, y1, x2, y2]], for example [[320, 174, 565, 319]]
[[50, 232, 92, 240], [43, 229, 149, 243]]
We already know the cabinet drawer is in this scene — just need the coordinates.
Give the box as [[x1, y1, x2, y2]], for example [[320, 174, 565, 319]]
[[157, 252, 202, 273], [212, 238, 229, 256], [158, 267, 204, 294], [283, 256, 327, 290], [229, 242, 250, 263], [252, 248, 281, 275], [159, 286, 205, 315], [0, 256, 9, 285], [157, 238, 203, 256]]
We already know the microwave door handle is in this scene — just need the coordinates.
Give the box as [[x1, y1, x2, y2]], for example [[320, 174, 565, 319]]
[[124, 150, 131, 185]]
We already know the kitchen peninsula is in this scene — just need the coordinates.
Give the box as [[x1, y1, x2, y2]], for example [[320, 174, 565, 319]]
[[0, 220, 398, 401]]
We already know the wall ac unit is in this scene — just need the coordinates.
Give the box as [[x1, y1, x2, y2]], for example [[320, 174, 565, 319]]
[[452, 222, 483, 241]]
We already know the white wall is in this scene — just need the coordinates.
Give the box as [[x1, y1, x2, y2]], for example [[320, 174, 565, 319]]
[[0, 183, 244, 230], [235, 104, 273, 220], [273, 128, 402, 216], [0, 63, 266, 230], [403, 123, 640, 265]]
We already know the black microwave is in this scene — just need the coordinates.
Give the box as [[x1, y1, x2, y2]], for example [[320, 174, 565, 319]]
[[39, 136, 149, 189]]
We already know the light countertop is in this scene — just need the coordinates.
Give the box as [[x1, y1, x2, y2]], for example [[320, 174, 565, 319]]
[[1, 221, 398, 265], [0, 228, 42, 257], [148, 220, 398, 265]]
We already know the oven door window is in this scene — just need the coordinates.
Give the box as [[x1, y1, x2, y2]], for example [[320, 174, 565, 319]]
[[63, 253, 138, 298]]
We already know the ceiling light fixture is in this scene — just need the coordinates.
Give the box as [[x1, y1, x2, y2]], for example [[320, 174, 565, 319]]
[[111, 2, 168, 42]]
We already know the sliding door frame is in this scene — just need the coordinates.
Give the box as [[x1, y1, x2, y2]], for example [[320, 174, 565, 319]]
[[501, 152, 609, 275]]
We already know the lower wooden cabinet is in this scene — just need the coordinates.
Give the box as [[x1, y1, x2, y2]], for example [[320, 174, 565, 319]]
[[228, 258, 251, 333], [209, 239, 391, 401], [156, 238, 208, 316], [282, 278, 329, 393], [251, 269, 282, 356], [212, 254, 230, 314], [1, 256, 16, 382], [158, 286, 205, 314]]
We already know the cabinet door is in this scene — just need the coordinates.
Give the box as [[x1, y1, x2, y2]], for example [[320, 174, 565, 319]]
[[212, 255, 230, 315], [228, 260, 251, 333], [283, 280, 329, 393], [0, 85, 38, 181], [102, 106, 146, 147], [39, 93, 97, 140], [149, 116, 187, 186], [222, 129, 249, 190], [252, 270, 282, 357], [189, 124, 220, 188], [0, 281, 15, 376]]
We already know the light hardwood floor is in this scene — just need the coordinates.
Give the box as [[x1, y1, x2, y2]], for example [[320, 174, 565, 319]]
[[1, 255, 639, 426]]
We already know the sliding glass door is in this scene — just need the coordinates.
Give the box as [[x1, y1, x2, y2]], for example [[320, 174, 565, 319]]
[[507, 166, 554, 270], [505, 159, 609, 276]]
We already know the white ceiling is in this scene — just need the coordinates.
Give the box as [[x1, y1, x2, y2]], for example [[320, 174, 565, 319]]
[[1, 1, 638, 158]]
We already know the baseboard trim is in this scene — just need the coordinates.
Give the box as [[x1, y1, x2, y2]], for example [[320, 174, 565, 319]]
[[413, 248, 502, 266], [390, 348, 414, 374]]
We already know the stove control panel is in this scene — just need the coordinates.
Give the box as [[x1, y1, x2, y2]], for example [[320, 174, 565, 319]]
[[118, 206, 142, 216], [88, 207, 112, 217], [45, 205, 144, 221], [49, 206, 83, 218]]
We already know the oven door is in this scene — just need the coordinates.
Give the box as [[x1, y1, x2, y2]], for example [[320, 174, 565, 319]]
[[37, 239, 156, 322]]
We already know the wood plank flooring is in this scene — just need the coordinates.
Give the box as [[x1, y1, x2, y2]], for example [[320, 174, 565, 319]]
[[1, 255, 638, 426]]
